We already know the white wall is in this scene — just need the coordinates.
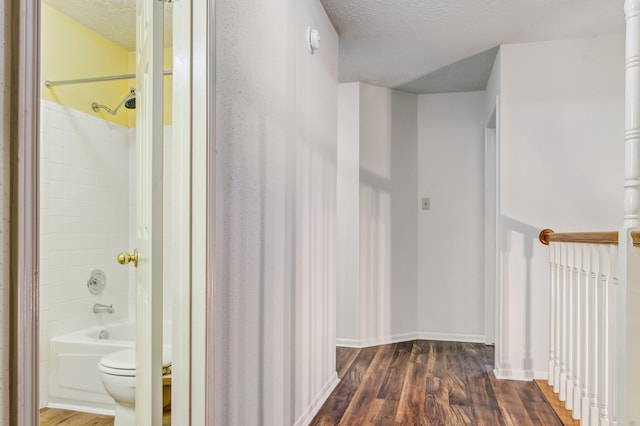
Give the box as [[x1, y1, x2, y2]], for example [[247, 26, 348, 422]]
[[485, 50, 501, 120], [387, 89, 419, 337], [214, 0, 339, 424], [336, 83, 418, 346], [496, 35, 624, 379], [360, 84, 419, 342], [336, 83, 360, 341], [39, 100, 132, 406], [417, 91, 486, 342]]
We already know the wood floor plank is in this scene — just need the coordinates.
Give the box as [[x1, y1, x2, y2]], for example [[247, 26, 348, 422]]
[[311, 380, 359, 425], [341, 346, 378, 387], [40, 408, 114, 426], [534, 379, 581, 426], [517, 381, 563, 425], [336, 346, 361, 379], [394, 342, 432, 424], [340, 344, 397, 425], [423, 375, 453, 425], [377, 340, 412, 401], [488, 368, 540, 426], [373, 398, 400, 425], [313, 346, 379, 425], [312, 341, 565, 426], [467, 366, 506, 426]]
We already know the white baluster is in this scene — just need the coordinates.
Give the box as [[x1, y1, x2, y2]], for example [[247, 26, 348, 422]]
[[548, 243, 557, 387], [609, 245, 618, 426], [566, 244, 575, 409], [554, 242, 562, 392], [581, 244, 591, 424], [589, 244, 600, 426], [571, 244, 582, 418], [559, 243, 569, 401], [599, 246, 612, 426]]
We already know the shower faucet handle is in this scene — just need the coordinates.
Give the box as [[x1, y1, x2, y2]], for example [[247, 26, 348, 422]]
[[93, 303, 114, 314]]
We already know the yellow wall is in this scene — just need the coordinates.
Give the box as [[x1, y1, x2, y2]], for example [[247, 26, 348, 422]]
[[41, 4, 172, 127]]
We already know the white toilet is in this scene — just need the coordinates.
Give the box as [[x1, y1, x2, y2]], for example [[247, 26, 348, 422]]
[[98, 345, 172, 426]]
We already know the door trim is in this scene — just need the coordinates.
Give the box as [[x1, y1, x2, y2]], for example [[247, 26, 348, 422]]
[[9, 0, 40, 423], [171, 0, 212, 422]]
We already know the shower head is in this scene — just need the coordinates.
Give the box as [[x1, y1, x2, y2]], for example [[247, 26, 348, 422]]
[[91, 88, 136, 115], [124, 96, 136, 109]]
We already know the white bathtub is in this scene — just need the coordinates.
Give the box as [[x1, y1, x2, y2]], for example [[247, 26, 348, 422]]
[[48, 319, 172, 414]]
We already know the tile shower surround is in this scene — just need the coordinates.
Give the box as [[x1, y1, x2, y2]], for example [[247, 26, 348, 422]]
[[39, 100, 174, 408], [39, 100, 131, 406]]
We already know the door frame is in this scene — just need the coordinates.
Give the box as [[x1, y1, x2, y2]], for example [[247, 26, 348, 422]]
[[9, 0, 40, 423], [484, 97, 502, 370], [8, 0, 212, 423]]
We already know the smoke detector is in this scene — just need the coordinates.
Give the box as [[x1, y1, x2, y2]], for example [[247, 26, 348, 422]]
[[307, 27, 320, 54]]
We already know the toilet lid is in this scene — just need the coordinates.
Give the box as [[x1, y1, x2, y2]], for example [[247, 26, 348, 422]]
[[99, 345, 172, 377]]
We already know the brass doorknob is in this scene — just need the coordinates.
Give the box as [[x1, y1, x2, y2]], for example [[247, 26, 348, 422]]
[[117, 249, 139, 268]]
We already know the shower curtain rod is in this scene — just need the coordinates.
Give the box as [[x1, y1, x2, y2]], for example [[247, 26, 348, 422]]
[[44, 70, 173, 87]]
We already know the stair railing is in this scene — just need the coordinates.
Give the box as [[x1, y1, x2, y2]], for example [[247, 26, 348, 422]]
[[537, 1, 640, 423], [539, 230, 640, 424]]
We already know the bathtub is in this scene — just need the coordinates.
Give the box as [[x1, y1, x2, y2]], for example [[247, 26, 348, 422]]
[[48, 319, 172, 414]]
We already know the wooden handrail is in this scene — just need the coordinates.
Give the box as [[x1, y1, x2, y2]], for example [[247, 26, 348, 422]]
[[539, 229, 619, 245], [539, 229, 640, 247]]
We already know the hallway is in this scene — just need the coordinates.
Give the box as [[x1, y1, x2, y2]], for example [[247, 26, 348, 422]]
[[312, 341, 563, 425]]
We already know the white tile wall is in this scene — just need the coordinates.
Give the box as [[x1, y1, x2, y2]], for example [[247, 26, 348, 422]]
[[39, 100, 132, 407]]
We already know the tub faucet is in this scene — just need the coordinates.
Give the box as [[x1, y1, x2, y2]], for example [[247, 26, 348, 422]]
[[93, 303, 114, 314]]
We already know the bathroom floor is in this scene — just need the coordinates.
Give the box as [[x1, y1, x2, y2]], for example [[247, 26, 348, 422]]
[[40, 408, 114, 425], [40, 408, 172, 425]]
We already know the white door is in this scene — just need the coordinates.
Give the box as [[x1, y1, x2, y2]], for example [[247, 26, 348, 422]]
[[135, 0, 164, 423]]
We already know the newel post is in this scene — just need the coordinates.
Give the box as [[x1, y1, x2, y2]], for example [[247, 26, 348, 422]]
[[618, 1, 640, 424]]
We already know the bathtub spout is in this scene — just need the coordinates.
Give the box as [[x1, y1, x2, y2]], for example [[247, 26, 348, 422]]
[[93, 303, 114, 314]]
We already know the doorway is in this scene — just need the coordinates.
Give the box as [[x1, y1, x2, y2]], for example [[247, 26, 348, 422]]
[[8, 0, 211, 423], [38, 0, 171, 422]]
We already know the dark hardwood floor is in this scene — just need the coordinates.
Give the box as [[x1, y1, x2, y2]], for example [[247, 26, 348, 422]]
[[311, 340, 564, 426], [40, 341, 565, 426]]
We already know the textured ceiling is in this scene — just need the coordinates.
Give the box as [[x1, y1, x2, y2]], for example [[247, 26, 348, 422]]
[[396, 47, 499, 94], [321, 0, 624, 93], [44, 0, 624, 93], [44, 0, 172, 51]]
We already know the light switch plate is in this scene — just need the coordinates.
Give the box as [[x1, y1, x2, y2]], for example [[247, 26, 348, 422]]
[[422, 197, 430, 210]]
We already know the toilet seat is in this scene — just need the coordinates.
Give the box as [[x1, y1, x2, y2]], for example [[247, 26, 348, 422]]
[[99, 345, 172, 377]]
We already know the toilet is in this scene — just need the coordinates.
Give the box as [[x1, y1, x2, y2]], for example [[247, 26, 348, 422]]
[[98, 345, 172, 426]]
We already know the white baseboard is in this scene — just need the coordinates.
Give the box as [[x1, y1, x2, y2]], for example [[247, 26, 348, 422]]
[[494, 368, 548, 381], [47, 401, 115, 416], [337, 331, 486, 348], [336, 332, 418, 348], [294, 372, 340, 426], [416, 331, 485, 344], [335, 337, 364, 348]]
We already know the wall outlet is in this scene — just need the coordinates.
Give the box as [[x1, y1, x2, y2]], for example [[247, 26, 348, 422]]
[[422, 197, 430, 210]]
